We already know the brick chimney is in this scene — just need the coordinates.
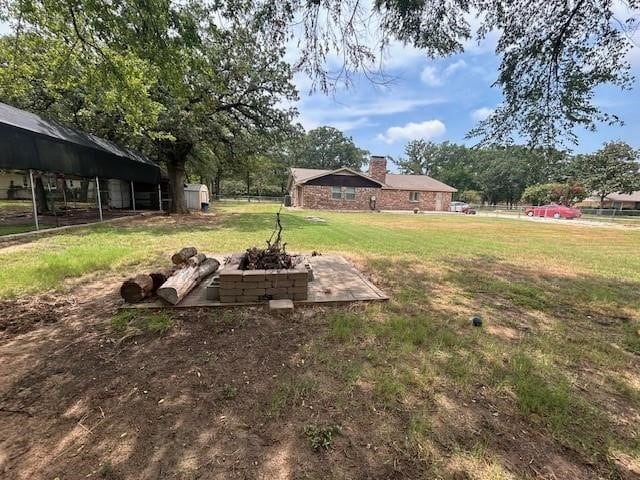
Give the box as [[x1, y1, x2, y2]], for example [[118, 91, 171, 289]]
[[368, 156, 387, 183]]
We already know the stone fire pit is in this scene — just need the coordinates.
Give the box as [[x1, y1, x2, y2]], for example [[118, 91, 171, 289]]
[[209, 254, 309, 303]]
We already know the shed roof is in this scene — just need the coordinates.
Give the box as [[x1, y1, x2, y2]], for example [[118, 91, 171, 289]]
[[0, 102, 161, 184]]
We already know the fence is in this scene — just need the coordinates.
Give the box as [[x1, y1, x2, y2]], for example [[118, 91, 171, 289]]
[[214, 195, 284, 204], [469, 204, 640, 224], [0, 169, 163, 236]]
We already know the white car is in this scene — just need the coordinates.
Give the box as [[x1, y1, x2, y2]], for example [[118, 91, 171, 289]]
[[449, 201, 470, 212]]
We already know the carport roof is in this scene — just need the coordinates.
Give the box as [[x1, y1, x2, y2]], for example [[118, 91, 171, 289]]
[[0, 102, 161, 184]]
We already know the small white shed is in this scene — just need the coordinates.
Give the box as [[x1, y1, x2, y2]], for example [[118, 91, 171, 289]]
[[184, 184, 209, 210]]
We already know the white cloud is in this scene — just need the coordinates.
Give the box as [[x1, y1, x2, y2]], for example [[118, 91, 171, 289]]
[[420, 66, 443, 86], [295, 95, 446, 132], [420, 59, 468, 86], [470, 107, 494, 122], [377, 120, 446, 144]]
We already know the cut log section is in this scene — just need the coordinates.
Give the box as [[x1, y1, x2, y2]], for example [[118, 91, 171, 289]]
[[187, 253, 207, 266], [171, 247, 198, 265], [120, 274, 155, 303], [198, 258, 220, 279], [156, 259, 221, 305], [156, 266, 200, 305]]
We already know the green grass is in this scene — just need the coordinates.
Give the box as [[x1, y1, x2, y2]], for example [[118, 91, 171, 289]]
[[111, 310, 173, 335], [270, 375, 317, 415]]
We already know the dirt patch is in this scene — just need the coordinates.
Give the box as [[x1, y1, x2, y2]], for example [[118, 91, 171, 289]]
[[1, 254, 638, 479], [0, 296, 76, 334]]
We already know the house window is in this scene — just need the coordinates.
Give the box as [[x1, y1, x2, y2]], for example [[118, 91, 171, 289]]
[[345, 186, 356, 200], [331, 186, 342, 199], [409, 191, 420, 202]]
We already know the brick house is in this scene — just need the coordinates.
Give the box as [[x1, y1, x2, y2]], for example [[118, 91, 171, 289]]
[[287, 156, 456, 211]]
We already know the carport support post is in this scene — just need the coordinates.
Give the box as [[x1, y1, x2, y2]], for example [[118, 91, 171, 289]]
[[130, 181, 136, 212], [28, 169, 39, 231], [95, 176, 103, 222], [157, 184, 163, 212]]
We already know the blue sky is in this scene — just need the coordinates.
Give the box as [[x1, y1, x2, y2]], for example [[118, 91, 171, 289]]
[[291, 6, 640, 162]]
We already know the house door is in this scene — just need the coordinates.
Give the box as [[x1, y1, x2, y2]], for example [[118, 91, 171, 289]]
[[297, 186, 303, 207], [435, 192, 443, 211]]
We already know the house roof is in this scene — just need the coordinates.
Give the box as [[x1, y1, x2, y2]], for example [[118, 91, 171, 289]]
[[0, 102, 161, 184], [289, 167, 457, 192], [290, 167, 386, 186], [383, 173, 457, 192], [605, 191, 640, 202], [585, 191, 640, 203]]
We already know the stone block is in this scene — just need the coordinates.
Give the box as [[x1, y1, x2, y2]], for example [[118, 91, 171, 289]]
[[293, 293, 308, 301], [242, 270, 266, 281], [218, 267, 243, 280], [293, 279, 308, 287], [243, 288, 266, 296], [268, 299, 294, 313], [270, 279, 293, 288], [219, 295, 237, 303], [287, 271, 308, 281], [266, 287, 288, 295], [288, 286, 308, 294], [237, 295, 260, 303]]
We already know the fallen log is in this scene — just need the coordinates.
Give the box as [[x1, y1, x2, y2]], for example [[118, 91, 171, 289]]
[[171, 247, 198, 265], [120, 274, 154, 303], [156, 266, 201, 305], [156, 259, 221, 305], [187, 253, 207, 266], [198, 258, 220, 279]]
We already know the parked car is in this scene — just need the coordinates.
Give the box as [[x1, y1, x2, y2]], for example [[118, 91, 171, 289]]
[[524, 204, 582, 219], [449, 201, 470, 212]]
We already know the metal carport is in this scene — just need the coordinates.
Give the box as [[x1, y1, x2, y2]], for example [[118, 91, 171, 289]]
[[0, 102, 162, 230]]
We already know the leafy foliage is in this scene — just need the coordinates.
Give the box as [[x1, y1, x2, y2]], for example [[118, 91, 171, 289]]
[[303, 424, 341, 451], [521, 182, 587, 206], [0, 0, 297, 211], [292, 126, 368, 170], [572, 141, 640, 206]]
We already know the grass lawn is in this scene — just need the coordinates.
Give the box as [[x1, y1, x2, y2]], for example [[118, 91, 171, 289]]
[[0, 202, 639, 479]]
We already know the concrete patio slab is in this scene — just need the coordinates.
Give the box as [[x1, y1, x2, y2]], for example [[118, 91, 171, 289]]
[[126, 254, 388, 308]]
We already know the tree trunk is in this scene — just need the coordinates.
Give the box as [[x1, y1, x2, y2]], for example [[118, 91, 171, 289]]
[[214, 172, 221, 198], [167, 161, 187, 213], [34, 176, 49, 214]]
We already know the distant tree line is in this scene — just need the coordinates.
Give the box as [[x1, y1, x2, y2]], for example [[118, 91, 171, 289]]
[[394, 140, 640, 207]]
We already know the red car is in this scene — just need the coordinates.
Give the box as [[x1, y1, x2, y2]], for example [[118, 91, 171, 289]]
[[524, 204, 582, 219]]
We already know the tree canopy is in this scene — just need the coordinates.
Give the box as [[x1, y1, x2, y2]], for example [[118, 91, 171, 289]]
[[572, 141, 640, 206], [2, 0, 637, 153], [292, 126, 368, 170], [0, 0, 297, 211]]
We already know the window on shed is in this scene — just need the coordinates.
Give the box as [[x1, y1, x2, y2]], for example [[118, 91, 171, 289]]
[[409, 191, 420, 202], [331, 186, 342, 199], [345, 186, 356, 200]]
